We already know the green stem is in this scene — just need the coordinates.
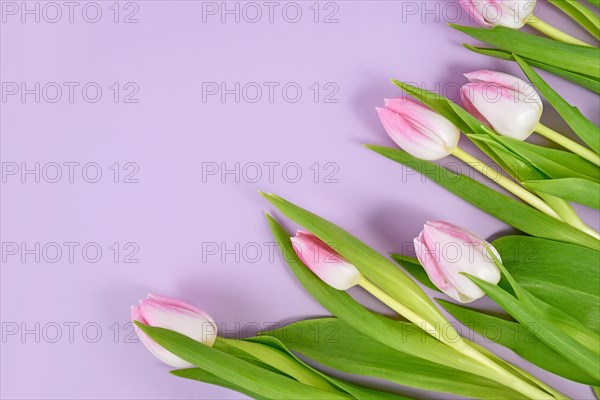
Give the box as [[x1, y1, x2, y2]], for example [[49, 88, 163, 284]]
[[527, 16, 595, 47], [358, 277, 556, 400], [220, 339, 338, 393], [451, 147, 561, 219], [535, 123, 600, 167]]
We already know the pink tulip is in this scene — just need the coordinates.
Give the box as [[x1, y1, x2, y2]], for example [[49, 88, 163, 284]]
[[376, 98, 460, 161], [131, 294, 217, 368], [291, 230, 362, 290], [459, 0, 536, 29], [414, 221, 501, 303], [460, 70, 543, 141]]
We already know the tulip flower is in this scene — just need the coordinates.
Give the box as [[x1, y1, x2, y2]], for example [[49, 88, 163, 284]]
[[461, 70, 600, 166], [458, 0, 592, 46], [291, 230, 362, 290], [461, 70, 542, 141], [376, 96, 560, 219], [459, 0, 535, 29], [376, 98, 460, 161], [131, 294, 217, 368], [414, 221, 501, 303]]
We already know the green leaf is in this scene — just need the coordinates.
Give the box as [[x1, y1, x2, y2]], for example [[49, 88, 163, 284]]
[[466, 275, 600, 381], [484, 134, 600, 183], [171, 368, 267, 399], [135, 323, 351, 399], [268, 318, 525, 399], [548, 0, 600, 40], [524, 178, 600, 209], [514, 56, 600, 154], [245, 336, 409, 400], [464, 45, 600, 93], [467, 134, 545, 183], [390, 254, 440, 292], [493, 235, 600, 333], [451, 25, 600, 78], [438, 300, 599, 385], [594, 385, 600, 399], [261, 194, 445, 327], [366, 145, 599, 250]]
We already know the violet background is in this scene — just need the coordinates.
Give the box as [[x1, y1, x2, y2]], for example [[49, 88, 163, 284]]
[[1, 1, 599, 399]]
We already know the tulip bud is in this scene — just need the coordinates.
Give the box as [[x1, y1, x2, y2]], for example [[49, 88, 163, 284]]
[[461, 70, 543, 141], [131, 294, 217, 368], [414, 221, 501, 303], [376, 98, 460, 161], [291, 230, 362, 290], [459, 0, 536, 29]]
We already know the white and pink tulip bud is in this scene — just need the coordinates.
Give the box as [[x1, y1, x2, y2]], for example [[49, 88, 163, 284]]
[[461, 70, 543, 141], [459, 0, 536, 29], [414, 221, 501, 303], [291, 230, 362, 290], [131, 294, 218, 368], [376, 98, 460, 161]]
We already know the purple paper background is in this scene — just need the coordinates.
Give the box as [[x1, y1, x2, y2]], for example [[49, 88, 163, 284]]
[[1, 1, 599, 399]]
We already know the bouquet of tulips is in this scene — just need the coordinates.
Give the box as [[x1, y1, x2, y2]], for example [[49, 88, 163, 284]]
[[131, 1, 600, 399]]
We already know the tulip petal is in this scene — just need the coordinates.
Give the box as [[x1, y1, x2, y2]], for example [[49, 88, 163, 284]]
[[291, 231, 361, 290], [376, 106, 456, 161], [414, 222, 502, 303], [461, 71, 543, 140], [139, 299, 217, 346], [147, 293, 216, 325]]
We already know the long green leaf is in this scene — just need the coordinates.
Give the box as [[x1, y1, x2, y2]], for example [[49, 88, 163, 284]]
[[438, 300, 599, 385], [524, 178, 600, 209], [366, 145, 599, 249], [493, 235, 600, 332], [548, 0, 600, 40], [514, 56, 600, 154], [261, 194, 445, 327], [463, 45, 600, 93], [171, 368, 266, 399], [268, 318, 525, 399], [451, 25, 600, 78], [247, 336, 408, 400], [135, 323, 350, 399], [482, 134, 600, 183], [467, 276, 600, 381]]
